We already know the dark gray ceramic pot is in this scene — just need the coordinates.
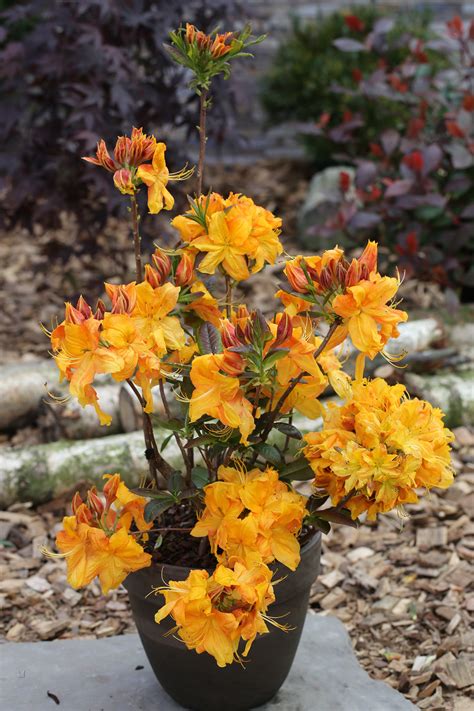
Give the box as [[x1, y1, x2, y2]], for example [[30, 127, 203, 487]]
[[124, 532, 321, 711]]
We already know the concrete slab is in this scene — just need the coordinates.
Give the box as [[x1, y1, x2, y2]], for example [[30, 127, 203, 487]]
[[0, 613, 415, 711]]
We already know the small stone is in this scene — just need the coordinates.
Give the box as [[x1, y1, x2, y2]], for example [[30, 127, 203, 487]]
[[347, 547, 375, 563], [391, 598, 411, 617], [62, 588, 82, 606], [435, 606, 457, 621], [95, 618, 122, 638], [105, 600, 128, 612], [446, 613, 462, 634], [0, 579, 24, 594], [26, 575, 52, 593]]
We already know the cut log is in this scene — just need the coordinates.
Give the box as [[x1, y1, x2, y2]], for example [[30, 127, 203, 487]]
[[38, 385, 123, 441], [0, 361, 58, 431], [0, 430, 183, 507]]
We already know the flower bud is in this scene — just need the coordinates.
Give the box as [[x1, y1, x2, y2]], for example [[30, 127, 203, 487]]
[[106, 283, 137, 315], [319, 267, 333, 291], [274, 313, 293, 346], [221, 321, 241, 348], [152, 249, 172, 283], [113, 168, 135, 196], [71, 492, 83, 515], [76, 295, 92, 320], [88, 488, 104, 518], [357, 240, 378, 275], [221, 350, 245, 376], [175, 252, 195, 287], [94, 299, 106, 320], [345, 259, 360, 287], [336, 262, 347, 286], [285, 261, 309, 293], [114, 136, 132, 165], [145, 264, 163, 289], [103, 474, 120, 506], [185, 23, 196, 44], [65, 302, 85, 324], [129, 127, 156, 166], [75, 503, 93, 525]]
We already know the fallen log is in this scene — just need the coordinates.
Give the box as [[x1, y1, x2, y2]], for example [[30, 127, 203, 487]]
[[0, 361, 58, 431], [0, 412, 324, 506], [38, 385, 123, 441], [0, 430, 182, 507]]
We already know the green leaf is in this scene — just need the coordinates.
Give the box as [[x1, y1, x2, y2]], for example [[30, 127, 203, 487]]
[[274, 422, 303, 440], [279, 458, 314, 481], [160, 434, 173, 452], [313, 518, 331, 534], [256, 443, 281, 466], [316, 508, 359, 527], [191, 466, 210, 489], [152, 417, 185, 432], [130, 488, 174, 500], [168, 471, 185, 494], [197, 322, 223, 355], [262, 348, 289, 371], [154, 534, 164, 550], [144, 498, 175, 523]]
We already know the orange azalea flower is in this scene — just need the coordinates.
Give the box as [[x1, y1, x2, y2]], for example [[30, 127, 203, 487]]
[[189, 354, 255, 444], [185, 280, 221, 326], [50, 476, 151, 593], [52, 316, 124, 425], [136, 143, 174, 214], [171, 192, 226, 243], [331, 273, 407, 358], [192, 208, 254, 281], [192, 465, 307, 571], [155, 561, 275, 667], [303, 378, 454, 520]]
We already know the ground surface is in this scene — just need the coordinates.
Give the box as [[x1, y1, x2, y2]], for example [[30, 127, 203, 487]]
[[1, 425, 473, 710]]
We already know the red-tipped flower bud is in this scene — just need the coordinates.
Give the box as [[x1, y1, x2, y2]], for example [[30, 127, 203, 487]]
[[274, 313, 293, 347], [94, 298, 106, 320], [285, 261, 309, 293], [113, 168, 135, 196], [221, 321, 241, 348], [88, 488, 104, 518], [151, 249, 172, 284], [145, 264, 163, 289], [175, 252, 195, 287], [75, 503, 93, 525], [71, 492, 83, 515], [114, 136, 132, 165], [103, 474, 120, 506], [76, 295, 92, 320]]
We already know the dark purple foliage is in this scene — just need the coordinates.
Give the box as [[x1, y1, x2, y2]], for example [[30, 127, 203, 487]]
[[0, 0, 242, 231]]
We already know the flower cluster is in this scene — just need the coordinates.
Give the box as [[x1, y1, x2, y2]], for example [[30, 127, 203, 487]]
[[172, 192, 283, 281], [303, 378, 454, 520], [83, 127, 192, 214], [277, 241, 408, 359], [46, 475, 151, 593], [155, 562, 276, 667], [191, 465, 307, 571]]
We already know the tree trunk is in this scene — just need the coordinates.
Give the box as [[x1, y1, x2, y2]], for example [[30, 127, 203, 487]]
[[0, 361, 58, 431]]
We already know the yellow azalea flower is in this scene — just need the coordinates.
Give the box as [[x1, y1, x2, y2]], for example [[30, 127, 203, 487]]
[[96, 527, 152, 594], [53, 317, 124, 425], [171, 192, 226, 243], [189, 354, 255, 444], [331, 273, 408, 359], [155, 561, 276, 667], [55, 515, 107, 589], [303, 378, 454, 520], [193, 209, 254, 281], [192, 465, 307, 571], [136, 143, 191, 214], [133, 281, 186, 356], [113, 480, 153, 535], [101, 313, 149, 380]]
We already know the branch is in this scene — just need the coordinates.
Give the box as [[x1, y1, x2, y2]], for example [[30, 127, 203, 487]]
[[197, 90, 208, 196], [159, 380, 191, 481], [130, 194, 143, 282]]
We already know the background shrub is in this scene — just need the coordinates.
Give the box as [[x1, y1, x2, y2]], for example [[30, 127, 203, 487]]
[[261, 7, 441, 168]]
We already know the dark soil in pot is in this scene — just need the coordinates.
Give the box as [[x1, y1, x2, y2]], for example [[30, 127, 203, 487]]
[[124, 530, 322, 711]]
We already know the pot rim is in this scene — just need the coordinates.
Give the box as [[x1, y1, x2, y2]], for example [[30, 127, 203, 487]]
[[142, 529, 322, 578]]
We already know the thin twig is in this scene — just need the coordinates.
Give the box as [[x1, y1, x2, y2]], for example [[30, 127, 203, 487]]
[[130, 194, 142, 282], [197, 89, 208, 196], [225, 274, 232, 319]]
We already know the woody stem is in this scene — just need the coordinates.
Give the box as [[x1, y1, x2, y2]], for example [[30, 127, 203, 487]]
[[197, 89, 208, 196], [225, 275, 232, 318], [130, 194, 143, 282], [158, 380, 191, 482]]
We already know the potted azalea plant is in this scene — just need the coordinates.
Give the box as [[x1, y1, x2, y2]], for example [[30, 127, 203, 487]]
[[44, 23, 455, 711]]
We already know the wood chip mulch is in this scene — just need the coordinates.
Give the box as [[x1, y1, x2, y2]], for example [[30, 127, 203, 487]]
[[1, 426, 472, 710]]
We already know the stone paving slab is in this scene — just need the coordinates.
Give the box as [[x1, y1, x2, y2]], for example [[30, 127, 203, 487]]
[[1, 613, 415, 711]]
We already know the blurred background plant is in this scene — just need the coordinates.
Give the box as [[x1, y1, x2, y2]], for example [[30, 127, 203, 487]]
[[261, 6, 445, 169], [0, 0, 241, 234], [262, 10, 473, 298]]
